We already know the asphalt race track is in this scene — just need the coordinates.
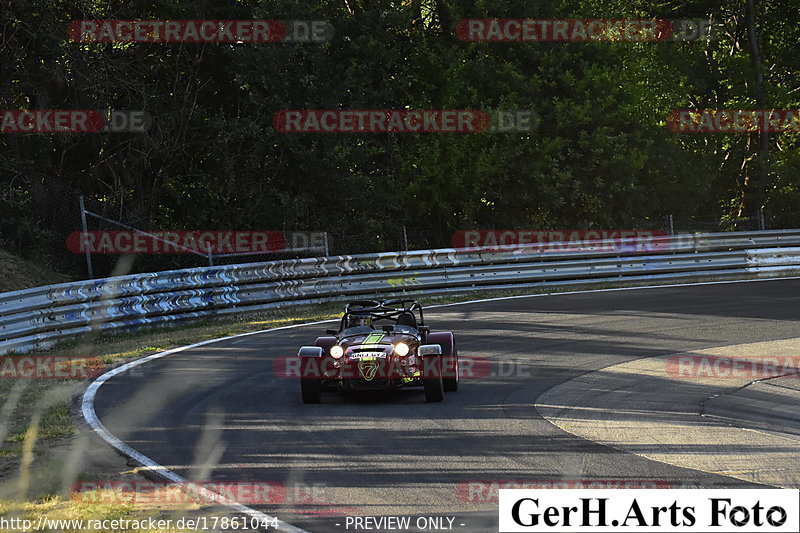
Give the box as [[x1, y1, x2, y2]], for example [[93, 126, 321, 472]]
[[90, 279, 800, 533]]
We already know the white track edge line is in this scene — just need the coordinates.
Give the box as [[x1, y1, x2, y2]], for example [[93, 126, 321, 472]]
[[81, 320, 333, 533], [81, 275, 800, 531]]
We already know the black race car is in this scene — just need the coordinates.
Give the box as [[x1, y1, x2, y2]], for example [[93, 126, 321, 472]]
[[296, 299, 459, 403]]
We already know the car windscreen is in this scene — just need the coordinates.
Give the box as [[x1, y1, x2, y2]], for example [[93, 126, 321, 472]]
[[340, 325, 376, 336]]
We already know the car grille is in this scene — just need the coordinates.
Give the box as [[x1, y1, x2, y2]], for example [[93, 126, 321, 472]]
[[347, 379, 390, 391]]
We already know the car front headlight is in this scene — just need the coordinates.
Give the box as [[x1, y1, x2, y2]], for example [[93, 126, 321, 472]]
[[394, 342, 410, 356], [330, 345, 344, 359]]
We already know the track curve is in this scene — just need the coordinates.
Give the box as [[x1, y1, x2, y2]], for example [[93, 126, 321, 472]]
[[88, 280, 800, 532]]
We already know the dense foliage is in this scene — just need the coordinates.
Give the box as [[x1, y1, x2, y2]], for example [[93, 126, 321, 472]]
[[1, 0, 798, 275]]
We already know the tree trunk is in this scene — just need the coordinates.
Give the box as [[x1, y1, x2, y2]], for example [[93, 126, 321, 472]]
[[744, 0, 770, 213]]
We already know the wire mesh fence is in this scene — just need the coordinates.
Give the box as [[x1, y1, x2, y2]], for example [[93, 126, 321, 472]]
[[0, 178, 787, 281], [670, 214, 765, 234], [324, 227, 450, 256], [0, 177, 87, 278]]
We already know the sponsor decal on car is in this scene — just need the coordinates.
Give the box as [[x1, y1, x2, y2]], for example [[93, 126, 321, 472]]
[[362, 332, 386, 345], [357, 360, 380, 381], [347, 352, 387, 359]]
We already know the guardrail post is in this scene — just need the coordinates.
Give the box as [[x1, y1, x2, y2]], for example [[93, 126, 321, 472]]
[[402, 226, 409, 251], [668, 214, 675, 236], [758, 209, 766, 230], [78, 195, 94, 278], [323, 232, 330, 256]]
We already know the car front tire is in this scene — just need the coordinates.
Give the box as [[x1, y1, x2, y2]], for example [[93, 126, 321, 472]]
[[301, 378, 322, 404], [427, 332, 458, 392]]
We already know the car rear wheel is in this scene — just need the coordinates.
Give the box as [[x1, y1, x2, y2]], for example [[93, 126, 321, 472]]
[[427, 332, 458, 392], [423, 356, 444, 402]]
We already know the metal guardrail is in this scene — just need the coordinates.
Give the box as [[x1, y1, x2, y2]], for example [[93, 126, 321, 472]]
[[2, 229, 800, 354]]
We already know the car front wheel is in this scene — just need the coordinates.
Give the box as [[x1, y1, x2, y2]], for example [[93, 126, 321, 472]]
[[301, 378, 321, 404]]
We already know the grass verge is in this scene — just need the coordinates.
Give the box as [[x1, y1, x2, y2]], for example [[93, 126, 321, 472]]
[[0, 301, 349, 529]]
